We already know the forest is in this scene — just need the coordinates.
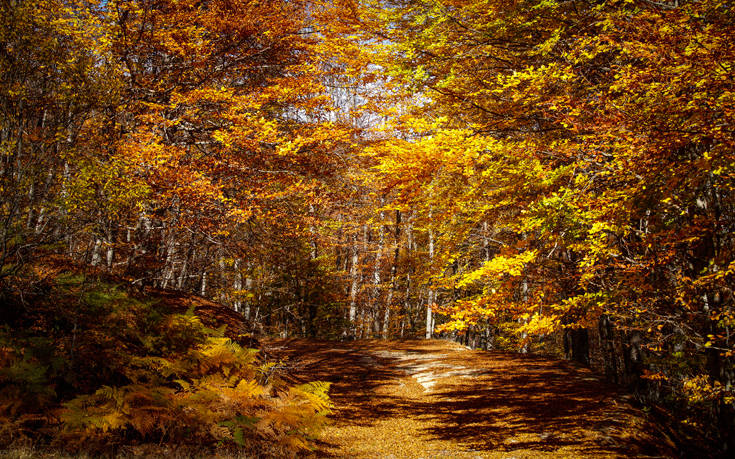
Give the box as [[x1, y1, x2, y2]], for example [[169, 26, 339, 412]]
[[1, 0, 733, 456]]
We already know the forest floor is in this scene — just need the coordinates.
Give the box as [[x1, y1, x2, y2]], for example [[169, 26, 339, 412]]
[[267, 339, 677, 459]]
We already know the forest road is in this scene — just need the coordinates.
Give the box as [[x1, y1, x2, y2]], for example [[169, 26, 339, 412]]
[[266, 339, 677, 459]]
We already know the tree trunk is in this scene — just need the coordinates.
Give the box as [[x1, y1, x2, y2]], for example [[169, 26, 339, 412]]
[[426, 211, 435, 339], [598, 314, 619, 383], [564, 328, 590, 366], [90, 237, 102, 266], [200, 271, 207, 296], [244, 270, 253, 320], [622, 329, 643, 389], [403, 215, 414, 338], [519, 277, 529, 353], [348, 233, 360, 336], [309, 204, 318, 259], [160, 229, 176, 289], [383, 209, 401, 339], [105, 227, 115, 270], [233, 258, 242, 313], [372, 207, 385, 335]]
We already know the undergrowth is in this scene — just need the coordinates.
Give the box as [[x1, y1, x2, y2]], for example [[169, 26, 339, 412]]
[[0, 266, 331, 457]]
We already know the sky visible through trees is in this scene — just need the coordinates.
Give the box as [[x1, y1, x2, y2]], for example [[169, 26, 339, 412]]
[[1, 0, 734, 455]]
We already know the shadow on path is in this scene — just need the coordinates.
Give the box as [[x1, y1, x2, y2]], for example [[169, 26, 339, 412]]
[[267, 339, 675, 458]]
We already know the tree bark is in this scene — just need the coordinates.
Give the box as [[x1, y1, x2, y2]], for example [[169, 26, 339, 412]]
[[598, 314, 619, 383], [233, 258, 242, 313], [426, 209, 435, 339], [372, 207, 385, 335], [348, 233, 360, 336], [383, 209, 401, 339]]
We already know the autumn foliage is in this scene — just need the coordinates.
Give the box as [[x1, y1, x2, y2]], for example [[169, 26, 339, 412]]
[[355, 0, 735, 451], [0, 262, 331, 455], [2, 0, 734, 455]]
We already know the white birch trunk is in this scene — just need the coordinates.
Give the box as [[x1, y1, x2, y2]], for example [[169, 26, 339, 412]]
[[177, 255, 188, 289], [105, 242, 114, 269], [233, 258, 242, 313], [403, 216, 414, 338], [218, 248, 227, 303], [200, 271, 208, 297], [309, 204, 317, 259], [426, 210, 435, 340], [161, 231, 176, 289], [372, 209, 385, 335], [91, 237, 102, 266], [519, 276, 529, 353], [244, 273, 253, 320], [519, 232, 529, 353], [383, 210, 401, 339], [348, 234, 359, 325], [357, 224, 368, 337], [26, 182, 34, 229]]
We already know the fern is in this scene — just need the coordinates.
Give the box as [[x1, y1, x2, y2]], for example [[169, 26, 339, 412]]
[[235, 379, 266, 398], [294, 381, 333, 414], [2, 274, 332, 456]]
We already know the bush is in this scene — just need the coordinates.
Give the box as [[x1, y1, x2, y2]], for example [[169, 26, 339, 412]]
[[0, 270, 331, 456]]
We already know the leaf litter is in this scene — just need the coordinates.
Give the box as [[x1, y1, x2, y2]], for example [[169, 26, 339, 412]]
[[268, 339, 677, 458]]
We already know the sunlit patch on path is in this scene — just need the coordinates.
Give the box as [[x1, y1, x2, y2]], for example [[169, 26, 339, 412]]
[[267, 339, 676, 458], [372, 349, 487, 391]]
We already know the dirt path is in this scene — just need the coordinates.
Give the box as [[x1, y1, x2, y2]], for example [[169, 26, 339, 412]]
[[267, 339, 675, 458]]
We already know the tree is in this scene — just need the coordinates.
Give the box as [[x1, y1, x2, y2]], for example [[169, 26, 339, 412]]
[[358, 0, 734, 448]]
